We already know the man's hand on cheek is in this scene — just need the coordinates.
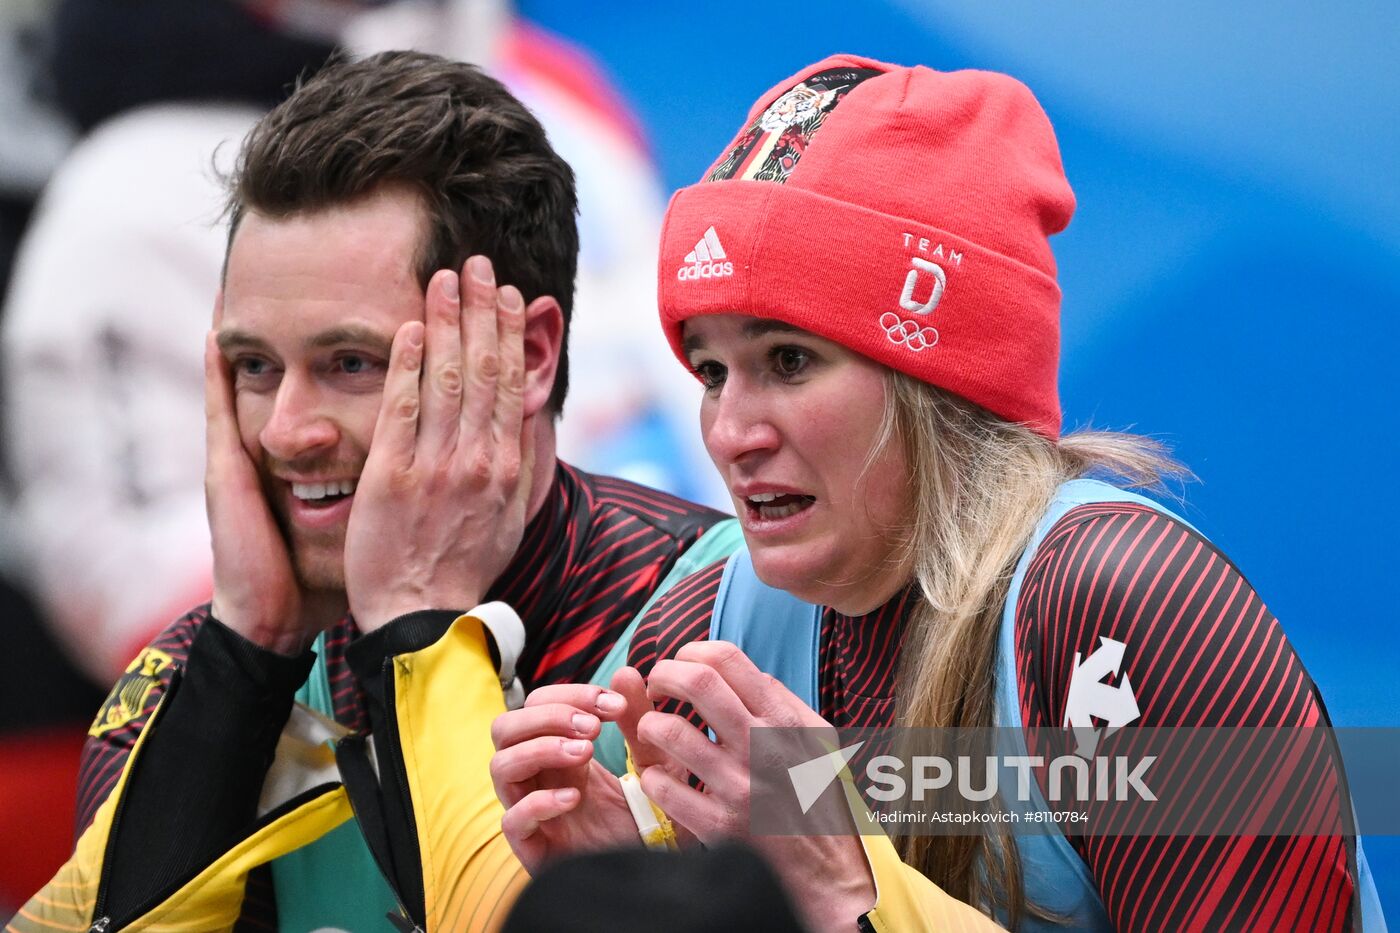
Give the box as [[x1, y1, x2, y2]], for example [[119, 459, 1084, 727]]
[[205, 299, 310, 656], [343, 255, 535, 632]]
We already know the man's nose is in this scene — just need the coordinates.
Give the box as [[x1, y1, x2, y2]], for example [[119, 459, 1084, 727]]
[[259, 374, 339, 463]]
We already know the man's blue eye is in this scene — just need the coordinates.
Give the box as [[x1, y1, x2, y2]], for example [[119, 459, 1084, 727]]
[[340, 356, 366, 374]]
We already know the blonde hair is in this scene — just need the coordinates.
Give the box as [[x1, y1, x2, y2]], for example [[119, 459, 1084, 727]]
[[876, 371, 1187, 927]]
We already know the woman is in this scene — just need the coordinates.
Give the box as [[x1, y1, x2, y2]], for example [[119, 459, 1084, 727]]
[[489, 55, 1383, 932]]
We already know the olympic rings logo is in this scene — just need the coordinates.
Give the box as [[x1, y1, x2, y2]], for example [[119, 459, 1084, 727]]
[[880, 312, 939, 352]]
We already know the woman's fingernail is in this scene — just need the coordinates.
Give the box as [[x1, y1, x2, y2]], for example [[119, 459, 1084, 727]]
[[554, 787, 579, 804], [499, 285, 523, 310], [407, 323, 424, 349], [468, 255, 493, 284], [571, 713, 598, 734], [595, 692, 625, 714], [563, 739, 589, 756]]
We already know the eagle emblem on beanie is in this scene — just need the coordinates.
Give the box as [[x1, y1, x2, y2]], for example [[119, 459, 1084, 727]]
[[706, 66, 880, 184]]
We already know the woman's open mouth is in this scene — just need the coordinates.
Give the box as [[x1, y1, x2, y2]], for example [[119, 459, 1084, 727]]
[[744, 492, 816, 521]]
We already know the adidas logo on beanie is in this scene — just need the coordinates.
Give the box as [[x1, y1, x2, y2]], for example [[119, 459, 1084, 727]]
[[678, 226, 734, 281]]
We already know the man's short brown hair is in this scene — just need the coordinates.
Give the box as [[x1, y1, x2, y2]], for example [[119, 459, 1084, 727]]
[[227, 49, 579, 412]]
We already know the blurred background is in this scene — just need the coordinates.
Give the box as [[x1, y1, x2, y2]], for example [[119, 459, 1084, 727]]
[[1, 0, 1394, 920]]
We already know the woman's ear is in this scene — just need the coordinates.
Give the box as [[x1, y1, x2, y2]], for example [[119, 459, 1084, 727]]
[[521, 295, 564, 419]]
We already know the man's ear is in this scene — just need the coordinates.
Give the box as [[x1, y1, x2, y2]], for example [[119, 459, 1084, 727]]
[[521, 295, 563, 419]]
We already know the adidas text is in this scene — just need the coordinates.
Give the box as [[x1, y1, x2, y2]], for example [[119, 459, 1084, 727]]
[[678, 260, 734, 281], [679, 226, 734, 282]]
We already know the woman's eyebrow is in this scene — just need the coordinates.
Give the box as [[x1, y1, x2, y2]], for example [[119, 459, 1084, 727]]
[[741, 320, 802, 339], [682, 319, 804, 354]]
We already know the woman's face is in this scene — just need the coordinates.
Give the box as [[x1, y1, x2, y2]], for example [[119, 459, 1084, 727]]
[[683, 314, 912, 614]]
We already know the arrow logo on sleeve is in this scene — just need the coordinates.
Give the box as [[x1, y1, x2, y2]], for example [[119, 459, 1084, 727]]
[[1062, 636, 1140, 757]]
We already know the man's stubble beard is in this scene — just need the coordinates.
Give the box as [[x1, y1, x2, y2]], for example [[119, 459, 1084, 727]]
[[287, 524, 348, 594], [282, 519, 353, 631], [265, 490, 348, 595]]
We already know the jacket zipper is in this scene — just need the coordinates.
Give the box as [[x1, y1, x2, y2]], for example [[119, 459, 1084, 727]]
[[336, 732, 423, 932], [381, 656, 427, 929]]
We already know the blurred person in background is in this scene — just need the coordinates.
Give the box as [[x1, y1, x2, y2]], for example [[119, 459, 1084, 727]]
[[1, 0, 341, 689], [0, 0, 111, 914], [3, 0, 716, 691], [0, 3, 337, 899]]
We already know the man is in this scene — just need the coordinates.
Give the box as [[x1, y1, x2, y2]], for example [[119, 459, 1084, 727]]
[[7, 51, 733, 932], [5, 0, 717, 693]]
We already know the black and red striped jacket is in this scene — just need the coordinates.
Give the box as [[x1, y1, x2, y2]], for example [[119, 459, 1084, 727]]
[[629, 500, 1364, 932]]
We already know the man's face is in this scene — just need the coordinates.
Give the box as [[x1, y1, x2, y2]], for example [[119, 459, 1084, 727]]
[[219, 186, 426, 592]]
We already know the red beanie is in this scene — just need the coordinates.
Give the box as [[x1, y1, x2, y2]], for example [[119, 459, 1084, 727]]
[[658, 54, 1075, 438]]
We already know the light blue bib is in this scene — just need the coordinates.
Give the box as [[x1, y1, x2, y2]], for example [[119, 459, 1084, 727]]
[[589, 519, 745, 774], [269, 633, 402, 933]]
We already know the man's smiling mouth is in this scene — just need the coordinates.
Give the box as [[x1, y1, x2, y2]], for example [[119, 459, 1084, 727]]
[[291, 479, 358, 505]]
